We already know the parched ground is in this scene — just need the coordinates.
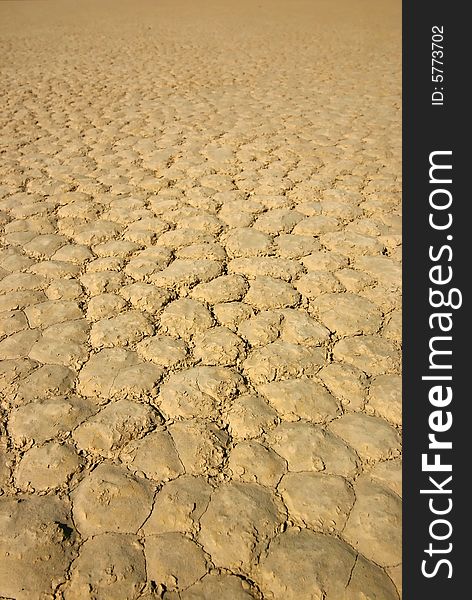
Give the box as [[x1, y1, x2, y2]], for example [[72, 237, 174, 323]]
[[0, 1, 401, 598]]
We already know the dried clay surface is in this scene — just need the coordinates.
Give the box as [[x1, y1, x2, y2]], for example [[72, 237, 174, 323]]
[[0, 0, 401, 598]]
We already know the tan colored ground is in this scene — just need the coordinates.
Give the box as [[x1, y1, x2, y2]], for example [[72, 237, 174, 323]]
[[0, 1, 401, 598]]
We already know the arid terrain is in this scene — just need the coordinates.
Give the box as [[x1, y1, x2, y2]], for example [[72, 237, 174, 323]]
[[0, 1, 402, 598]]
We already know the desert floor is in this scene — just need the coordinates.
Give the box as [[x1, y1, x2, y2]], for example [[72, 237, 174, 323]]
[[0, 1, 402, 598]]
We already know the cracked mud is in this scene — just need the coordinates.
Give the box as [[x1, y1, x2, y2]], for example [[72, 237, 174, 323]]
[[0, 0, 401, 598]]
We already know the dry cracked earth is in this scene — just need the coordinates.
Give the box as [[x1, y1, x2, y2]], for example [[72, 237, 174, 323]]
[[0, 1, 402, 598]]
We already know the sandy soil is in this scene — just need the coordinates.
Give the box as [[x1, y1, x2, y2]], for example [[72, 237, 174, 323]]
[[0, 1, 401, 598]]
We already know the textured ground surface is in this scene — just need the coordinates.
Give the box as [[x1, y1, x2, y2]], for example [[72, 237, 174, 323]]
[[0, 1, 401, 598]]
